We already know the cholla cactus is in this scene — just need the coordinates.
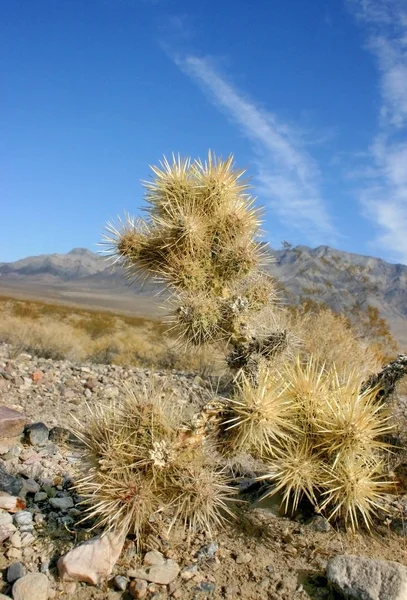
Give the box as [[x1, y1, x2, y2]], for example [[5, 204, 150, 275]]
[[94, 152, 401, 538], [103, 152, 289, 377], [233, 360, 395, 530], [74, 382, 236, 543]]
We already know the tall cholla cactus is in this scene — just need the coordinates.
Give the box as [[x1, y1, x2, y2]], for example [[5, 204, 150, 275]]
[[103, 152, 286, 375]]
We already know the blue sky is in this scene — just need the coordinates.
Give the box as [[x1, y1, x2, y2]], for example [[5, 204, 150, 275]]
[[2, 0, 407, 264]]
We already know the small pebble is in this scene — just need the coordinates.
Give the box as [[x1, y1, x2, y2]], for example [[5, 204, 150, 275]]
[[25, 422, 49, 446], [14, 511, 33, 528], [113, 575, 128, 591], [129, 578, 148, 599], [235, 552, 252, 564], [197, 542, 218, 560], [48, 496, 74, 510], [7, 562, 25, 583]]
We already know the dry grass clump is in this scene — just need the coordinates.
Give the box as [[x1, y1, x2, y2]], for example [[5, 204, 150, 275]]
[[291, 307, 382, 379], [0, 314, 88, 361], [0, 295, 223, 374], [74, 382, 236, 542]]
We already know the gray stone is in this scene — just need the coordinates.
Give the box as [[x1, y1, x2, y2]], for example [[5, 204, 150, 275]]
[[0, 462, 23, 496], [128, 559, 180, 585], [307, 515, 332, 532], [20, 478, 41, 496], [12, 572, 49, 600], [25, 422, 49, 446], [14, 511, 33, 528], [194, 582, 216, 594], [113, 575, 128, 591], [34, 491, 48, 502], [197, 542, 219, 560], [48, 496, 74, 510], [326, 554, 407, 600], [7, 561, 25, 583], [0, 407, 26, 438]]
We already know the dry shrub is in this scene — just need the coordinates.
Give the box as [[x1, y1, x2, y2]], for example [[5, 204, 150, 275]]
[[292, 307, 381, 379], [0, 315, 88, 361]]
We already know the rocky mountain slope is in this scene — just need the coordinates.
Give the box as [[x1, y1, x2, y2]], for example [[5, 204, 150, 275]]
[[1, 245, 407, 346]]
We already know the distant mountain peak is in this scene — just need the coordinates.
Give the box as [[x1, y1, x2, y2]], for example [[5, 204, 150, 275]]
[[67, 248, 95, 256]]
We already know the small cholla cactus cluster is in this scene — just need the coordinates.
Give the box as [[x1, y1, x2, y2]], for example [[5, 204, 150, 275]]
[[76, 152, 400, 545], [74, 383, 235, 542], [103, 153, 292, 379], [216, 358, 394, 530]]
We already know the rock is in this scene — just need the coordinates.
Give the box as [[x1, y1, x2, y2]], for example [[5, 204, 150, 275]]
[[25, 422, 49, 446], [48, 426, 72, 444], [235, 553, 252, 564], [113, 575, 128, 591], [327, 555, 407, 600], [0, 508, 13, 525], [0, 462, 24, 496], [307, 515, 332, 532], [144, 550, 166, 566], [128, 559, 180, 585], [20, 532, 35, 546], [7, 561, 25, 583], [31, 371, 43, 382], [129, 579, 148, 599], [20, 478, 41, 497], [0, 406, 26, 438], [194, 582, 216, 594], [12, 573, 49, 600], [7, 547, 22, 560], [34, 491, 48, 502], [0, 522, 17, 543], [14, 511, 33, 528], [48, 496, 74, 510], [181, 565, 198, 581], [58, 531, 125, 585], [10, 531, 22, 547], [0, 496, 25, 512], [0, 438, 21, 456], [197, 543, 219, 560]]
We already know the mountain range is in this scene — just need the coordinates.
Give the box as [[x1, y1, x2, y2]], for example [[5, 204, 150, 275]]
[[1, 245, 407, 347]]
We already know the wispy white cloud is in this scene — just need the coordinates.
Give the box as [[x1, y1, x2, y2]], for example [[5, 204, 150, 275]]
[[172, 54, 335, 241], [348, 0, 407, 262]]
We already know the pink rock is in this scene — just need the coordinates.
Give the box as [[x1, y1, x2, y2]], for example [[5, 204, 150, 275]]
[[0, 496, 25, 512], [0, 407, 26, 438], [57, 531, 125, 585]]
